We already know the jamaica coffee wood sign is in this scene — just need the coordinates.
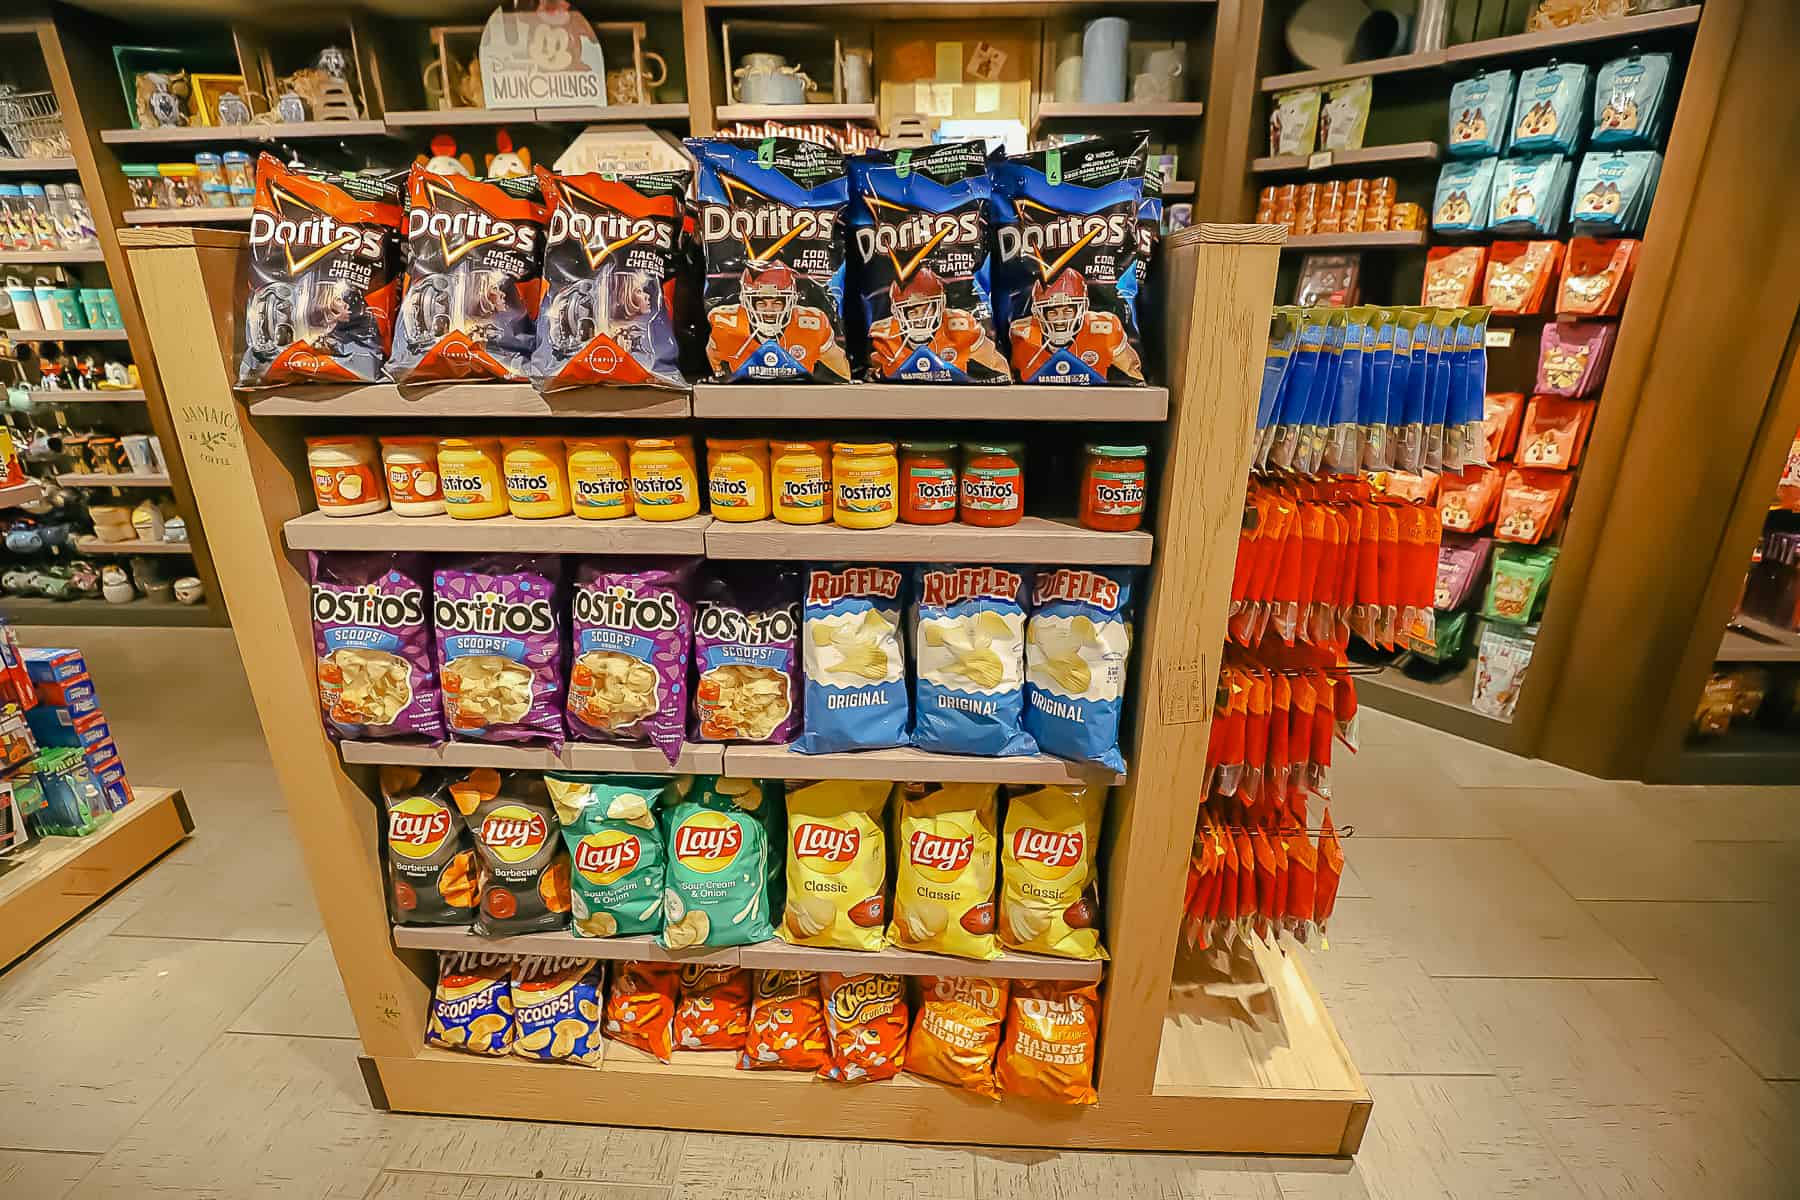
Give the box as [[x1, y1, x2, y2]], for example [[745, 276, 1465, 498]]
[[480, 1, 608, 109]]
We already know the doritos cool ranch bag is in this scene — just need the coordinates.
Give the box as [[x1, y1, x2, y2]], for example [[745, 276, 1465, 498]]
[[387, 166, 546, 384], [688, 137, 851, 384], [992, 137, 1148, 386], [239, 153, 401, 386]]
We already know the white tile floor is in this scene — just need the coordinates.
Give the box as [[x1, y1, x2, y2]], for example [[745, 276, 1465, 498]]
[[1, 626, 1796, 1199]]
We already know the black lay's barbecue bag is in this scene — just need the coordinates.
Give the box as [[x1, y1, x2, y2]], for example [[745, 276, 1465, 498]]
[[381, 766, 479, 925]]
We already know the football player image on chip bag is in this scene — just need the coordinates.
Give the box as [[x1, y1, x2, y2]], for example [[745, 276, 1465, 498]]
[[673, 964, 752, 1051], [848, 142, 1008, 384], [781, 779, 890, 951], [996, 979, 1101, 1105], [999, 784, 1107, 960], [819, 972, 908, 1083], [567, 557, 697, 763], [434, 554, 565, 748], [309, 550, 443, 743], [546, 773, 671, 937], [911, 565, 1036, 757], [427, 950, 515, 1056], [238, 153, 402, 387], [794, 565, 908, 754], [661, 776, 778, 949], [1024, 567, 1136, 771], [992, 137, 1148, 385], [687, 137, 851, 383], [739, 969, 830, 1071], [604, 959, 680, 1062], [693, 563, 803, 744], [510, 956, 605, 1067], [530, 166, 690, 390], [387, 166, 546, 383], [888, 782, 1000, 960], [381, 765, 478, 925], [451, 768, 571, 936], [905, 974, 1009, 1097]]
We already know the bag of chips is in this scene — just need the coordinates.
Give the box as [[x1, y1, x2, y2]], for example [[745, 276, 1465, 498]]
[[530, 166, 690, 390], [739, 969, 830, 1071], [451, 768, 571, 936], [1536, 319, 1615, 397], [905, 975, 1009, 1097], [1421, 246, 1486, 308], [1447, 69, 1515, 159], [1517, 395, 1595, 469], [310, 551, 443, 743], [1494, 468, 1572, 544], [238, 153, 402, 386], [387, 166, 546, 383], [1439, 465, 1507, 534], [673, 965, 752, 1051], [1483, 241, 1563, 314], [546, 773, 670, 937], [604, 959, 680, 1062], [1432, 158, 1495, 234], [819, 972, 908, 1083], [998, 784, 1107, 960], [381, 765, 478, 925], [1472, 624, 1535, 720], [1024, 567, 1135, 772], [434, 555, 565, 748], [510, 956, 605, 1066], [567, 557, 697, 763], [911, 565, 1035, 757], [687, 137, 851, 384], [1593, 52, 1672, 149], [996, 979, 1100, 1105], [427, 951, 514, 1056], [794, 564, 908, 754], [889, 782, 1000, 960], [662, 776, 777, 948], [781, 779, 889, 951], [693, 563, 803, 744], [1511, 63, 1590, 156], [1557, 236, 1638, 316]]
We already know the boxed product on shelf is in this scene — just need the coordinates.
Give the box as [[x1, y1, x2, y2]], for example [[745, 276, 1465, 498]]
[[0, 708, 35, 776], [31, 746, 111, 835]]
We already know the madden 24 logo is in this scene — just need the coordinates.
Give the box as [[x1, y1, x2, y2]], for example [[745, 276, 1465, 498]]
[[793, 822, 860, 863], [1012, 827, 1084, 869]]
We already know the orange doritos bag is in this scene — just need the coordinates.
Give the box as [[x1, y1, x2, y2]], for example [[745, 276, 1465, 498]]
[[905, 975, 1009, 1098], [603, 960, 680, 1062], [672, 965, 751, 1052], [819, 972, 908, 1083], [996, 979, 1101, 1105], [739, 970, 829, 1071]]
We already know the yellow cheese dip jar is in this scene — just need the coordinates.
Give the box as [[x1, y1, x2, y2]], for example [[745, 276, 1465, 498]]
[[566, 436, 633, 520], [629, 435, 700, 521], [436, 437, 507, 520], [772, 439, 831, 525], [832, 441, 899, 529], [501, 436, 571, 519], [705, 437, 770, 522]]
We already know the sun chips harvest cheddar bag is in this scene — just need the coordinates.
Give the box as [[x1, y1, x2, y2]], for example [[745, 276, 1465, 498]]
[[911, 565, 1035, 757], [889, 782, 1000, 959], [531, 166, 690, 390], [434, 555, 565, 747], [510, 956, 604, 1066], [452, 768, 571, 935], [567, 558, 697, 763], [693, 564, 803, 743], [906, 975, 1009, 1097], [999, 784, 1106, 960], [387, 166, 546, 383], [381, 766, 478, 925], [819, 972, 908, 1083], [781, 779, 889, 950], [673, 965, 752, 1051], [605, 959, 680, 1062], [795, 564, 908, 754], [997, 979, 1101, 1104], [309, 551, 443, 742], [427, 951, 514, 1055], [239, 153, 401, 386], [547, 773, 670, 937], [661, 776, 777, 948], [740, 969, 830, 1071], [1024, 567, 1136, 771], [992, 137, 1147, 385], [688, 137, 851, 383]]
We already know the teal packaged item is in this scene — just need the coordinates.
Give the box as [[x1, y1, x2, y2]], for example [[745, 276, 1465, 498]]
[[1416, 609, 1471, 664], [96, 288, 123, 329], [547, 773, 672, 938], [1569, 151, 1661, 235], [1447, 70, 1514, 159], [1510, 63, 1589, 156], [1490, 155, 1572, 236], [1593, 53, 1672, 149], [1483, 545, 1559, 625], [77, 288, 106, 328], [32, 747, 110, 836], [1433, 158, 1496, 233], [660, 776, 777, 948]]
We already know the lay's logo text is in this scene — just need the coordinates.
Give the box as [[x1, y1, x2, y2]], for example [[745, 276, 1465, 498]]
[[909, 830, 973, 873], [1012, 827, 1084, 869], [793, 822, 860, 863]]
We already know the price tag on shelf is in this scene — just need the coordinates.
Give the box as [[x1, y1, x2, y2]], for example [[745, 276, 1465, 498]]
[[1307, 151, 1334, 171], [1484, 328, 1514, 348]]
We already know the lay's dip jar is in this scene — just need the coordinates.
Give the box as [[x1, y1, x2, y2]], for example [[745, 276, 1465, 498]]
[[436, 438, 507, 520], [566, 437, 632, 520], [502, 436, 571, 519], [629, 435, 700, 522]]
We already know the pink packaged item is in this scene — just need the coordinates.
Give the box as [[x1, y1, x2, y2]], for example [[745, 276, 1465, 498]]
[[1535, 320, 1616, 398]]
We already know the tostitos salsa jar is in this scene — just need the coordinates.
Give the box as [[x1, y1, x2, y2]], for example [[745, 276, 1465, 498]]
[[959, 441, 1023, 527], [900, 441, 958, 525], [1079, 443, 1147, 531]]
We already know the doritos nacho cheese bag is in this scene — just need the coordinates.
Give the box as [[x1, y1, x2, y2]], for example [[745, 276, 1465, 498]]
[[905, 974, 1008, 1097], [888, 782, 1000, 960], [387, 166, 546, 383], [997, 979, 1100, 1104], [452, 768, 571, 936], [239, 153, 401, 386], [781, 779, 889, 951], [546, 773, 670, 937], [794, 564, 908, 754], [1024, 567, 1136, 772], [531, 166, 690, 390], [687, 137, 851, 384], [992, 137, 1148, 385], [998, 784, 1107, 960], [380, 766, 477, 926], [309, 550, 443, 743]]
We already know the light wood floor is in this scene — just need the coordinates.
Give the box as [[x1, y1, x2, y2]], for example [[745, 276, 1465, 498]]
[[1, 627, 1795, 1199]]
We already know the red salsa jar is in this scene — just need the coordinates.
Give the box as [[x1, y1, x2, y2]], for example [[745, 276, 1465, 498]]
[[959, 441, 1023, 527], [899, 440, 958, 525], [1079, 443, 1147, 531]]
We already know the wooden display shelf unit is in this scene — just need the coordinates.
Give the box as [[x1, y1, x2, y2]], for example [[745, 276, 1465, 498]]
[[384, 103, 691, 128], [715, 103, 878, 122], [0, 156, 78, 172], [71, 536, 191, 555], [691, 382, 1169, 421], [0, 595, 217, 627], [0, 248, 104, 264], [100, 120, 389, 144], [55, 472, 169, 487], [245, 383, 688, 419], [17, 329, 129, 343], [1261, 50, 1446, 92], [0, 479, 44, 507], [723, 743, 1122, 785], [338, 738, 723, 775], [1252, 141, 1440, 174], [1716, 614, 1800, 664], [392, 925, 739, 965], [122, 207, 252, 225], [1283, 230, 1428, 251], [283, 510, 711, 555], [25, 389, 145, 403], [705, 516, 1153, 564]]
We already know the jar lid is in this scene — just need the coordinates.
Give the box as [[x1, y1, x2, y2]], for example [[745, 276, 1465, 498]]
[[0, 184, 18, 195], [222, 150, 251, 164], [772, 439, 826, 453], [159, 163, 200, 176], [380, 435, 440, 449], [502, 435, 562, 451], [706, 437, 767, 451], [1086, 443, 1149, 456], [566, 435, 628, 450], [899, 440, 956, 454], [631, 437, 681, 450], [962, 441, 1024, 456], [438, 436, 501, 451], [833, 441, 896, 455], [306, 434, 375, 449], [121, 164, 159, 178], [194, 152, 222, 166]]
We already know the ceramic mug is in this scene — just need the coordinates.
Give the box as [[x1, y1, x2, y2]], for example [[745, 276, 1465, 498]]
[[1081, 18, 1129, 103], [606, 51, 668, 105]]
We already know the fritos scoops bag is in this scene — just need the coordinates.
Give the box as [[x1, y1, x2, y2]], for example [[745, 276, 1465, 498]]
[[661, 776, 777, 949], [530, 166, 690, 390], [427, 951, 514, 1056], [848, 142, 1008, 384], [387, 166, 546, 383], [546, 773, 670, 937], [740, 969, 830, 1071], [795, 564, 908, 754], [568, 558, 697, 764], [781, 779, 889, 951], [819, 972, 908, 1083], [991, 137, 1148, 385], [510, 956, 604, 1066], [239, 153, 401, 386], [999, 784, 1107, 960], [1024, 567, 1135, 772], [604, 959, 680, 1062], [997, 979, 1101, 1104], [888, 782, 1000, 960], [451, 768, 571, 936], [381, 766, 478, 926], [687, 137, 852, 383], [905, 975, 1009, 1097], [309, 551, 443, 743], [673, 965, 751, 1051], [693, 563, 802, 744], [911, 565, 1036, 757], [434, 555, 565, 748]]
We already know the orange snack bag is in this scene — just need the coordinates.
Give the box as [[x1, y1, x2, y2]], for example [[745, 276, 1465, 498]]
[[1483, 240, 1563, 314], [1516, 395, 1595, 470], [1438, 464, 1507, 533], [1482, 393, 1526, 462], [672, 965, 751, 1051], [904, 975, 1009, 1098], [1421, 245, 1486, 307], [996, 979, 1101, 1105], [1494, 468, 1572, 544], [1558, 236, 1639, 316], [818, 972, 909, 1083], [603, 960, 680, 1062], [739, 969, 830, 1071]]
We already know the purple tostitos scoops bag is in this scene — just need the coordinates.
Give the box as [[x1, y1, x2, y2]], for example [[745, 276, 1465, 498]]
[[309, 551, 443, 742], [433, 554, 565, 748], [692, 563, 803, 744], [567, 557, 699, 763]]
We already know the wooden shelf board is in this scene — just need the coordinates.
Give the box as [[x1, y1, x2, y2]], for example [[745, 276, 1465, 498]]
[[1444, 6, 1703, 63], [384, 104, 692, 128], [0, 479, 43, 507], [25, 389, 145, 403], [0, 248, 103, 264], [716, 103, 877, 122], [55, 472, 169, 487], [122, 207, 252, 225], [391, 926, 740, 965], [1716, 614, 1800, 664], [0, 157, 78, 173], [691, 382, 1167, 421], [245, 383, 689, 419], [535, 103, 692, 123], [1675, 726, 1800, 786], [1037, 101, 1205, 119], [1262, 50, 1447, 92], [340, 738, 722, 775], [739, 938, 1104, 981], [0, 595, 218, 627], [384, 108, 526, 128], [16, 329, 128, 342], [1252, 141, 1441, 174], [1281, 230, 1428, 251], [723, 744, 1123, 785], [72, 537, 191, 555], [282, 510, 711, 554], [101, 120, 388, 144], [707, 516, 1150, 564]]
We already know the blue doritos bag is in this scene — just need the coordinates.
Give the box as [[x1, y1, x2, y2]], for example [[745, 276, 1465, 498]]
[[991, 136, 1148, 386], [686, 137, 851, 383], [794, 565, 909, 754], [1024, 567, 1136, 772], [911, 565, 1036, 757]]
